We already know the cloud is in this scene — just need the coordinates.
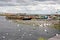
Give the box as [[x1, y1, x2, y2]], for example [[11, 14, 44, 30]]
[[0, 0, 60, 14], [0, 4, 60, 14], [0, 0, 60, 6]]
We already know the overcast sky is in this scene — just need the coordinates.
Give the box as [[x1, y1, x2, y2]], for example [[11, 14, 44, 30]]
[[0, 0, 60, 14]]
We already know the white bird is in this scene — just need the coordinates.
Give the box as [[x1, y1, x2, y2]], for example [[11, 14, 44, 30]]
[[44, 23, 47, 27], [56, 34, 59, 36], [39, 24, 43, 27], [44, 29, 47, 32], [33, 24, 35, 26], [17, 24, 19, 27], [6, 33, 9, 35], [29, 34, 32, 36], [2, 36, 5, 39]]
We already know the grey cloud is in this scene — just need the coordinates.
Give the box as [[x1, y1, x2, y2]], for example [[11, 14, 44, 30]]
[[0, 0, 60, 6], [35, 0, 60, 3], [35, 0, 60, 4], [35, 0, 57, 1], [0, 0, 59, 2], [0, 0, 11, 2], [35, 0, 47, 1], [0, 4, 15, 6]]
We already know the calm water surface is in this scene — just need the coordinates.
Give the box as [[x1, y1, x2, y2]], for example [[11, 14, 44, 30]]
[[0, 16, 60, 40]]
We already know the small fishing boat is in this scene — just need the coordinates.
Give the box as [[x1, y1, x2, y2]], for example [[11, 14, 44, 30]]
[[6, 16, 32, 20]]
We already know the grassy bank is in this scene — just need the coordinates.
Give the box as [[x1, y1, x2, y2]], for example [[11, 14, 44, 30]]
[[51, 23, 60, 30]]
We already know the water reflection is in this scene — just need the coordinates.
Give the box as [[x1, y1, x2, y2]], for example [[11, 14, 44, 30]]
[[0, 16, 60, 40]]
